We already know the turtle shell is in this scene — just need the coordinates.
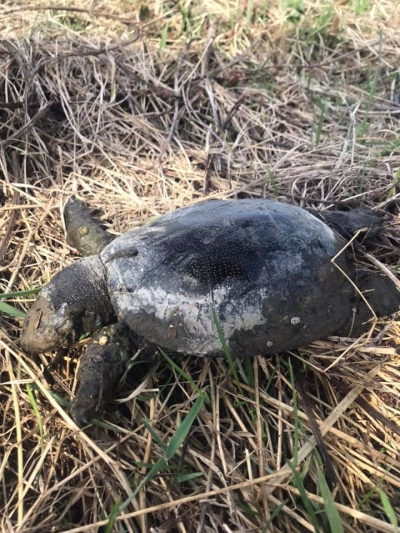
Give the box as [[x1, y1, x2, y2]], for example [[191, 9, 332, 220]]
[[101, 199, 353, 357]]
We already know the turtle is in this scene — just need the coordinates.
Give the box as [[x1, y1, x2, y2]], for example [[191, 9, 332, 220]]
[[20, 197, 400, 427]]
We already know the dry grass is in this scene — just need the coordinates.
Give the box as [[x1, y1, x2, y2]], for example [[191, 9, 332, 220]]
[[1, 1, 400, 532]]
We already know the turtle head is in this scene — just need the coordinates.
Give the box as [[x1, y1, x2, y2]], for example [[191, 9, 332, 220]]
[[21, 290, 75, 353], [21, 256, 114, 354]]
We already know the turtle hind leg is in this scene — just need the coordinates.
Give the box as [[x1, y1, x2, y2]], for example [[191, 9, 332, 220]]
[[310, 207, 383, 242], [334, 270, 400, 337]]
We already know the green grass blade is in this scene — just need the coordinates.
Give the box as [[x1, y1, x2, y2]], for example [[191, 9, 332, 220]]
[[0, 301, 25, 318], [288, 461, 320, 531], [172, 471, 203, 484], [288, 359, 299, 467], [159, 348, 205, 397], [267, 168, 279, 198], [262, 499, 289, 532], [246, 0, 254, 23], [315, 100, 326, 146], [387, 167, 400, 199], [236, 357, 254, 387], [358, 161, 367, 194], [316, 461, 344, 533], [165, 394, 205, 461], [142, 418, 168, 451], [104, 497, 122, 533], [118, 457, 167, 514], [160, 23, 169, 49], [212, 308, 243, 394], [263, 355, 281, 393], [377, 488, 398, 532], [26, 385, 44, 447], [0, 288, 41, 299]]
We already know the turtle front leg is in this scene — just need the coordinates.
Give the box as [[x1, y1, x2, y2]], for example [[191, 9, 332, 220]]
[[64, 195, 114, 257], [70, 324, 131, 427]]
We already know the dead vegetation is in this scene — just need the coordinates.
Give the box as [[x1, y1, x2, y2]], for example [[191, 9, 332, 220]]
[[0, 1, 400, 532]]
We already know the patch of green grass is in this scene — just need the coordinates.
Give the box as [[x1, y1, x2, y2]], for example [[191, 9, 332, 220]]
[[142, 418, 168, 450], [287, 362, 345, 530], [235, 498, 263, 518], [180, 4, 193, 38], [353, 0, 371, 15], [164, 395, 205, 460], [253, 73, 276, 95], [296, 5, 342, 48], [0, 288, 41, 299], [263, 355, 282, 393], [241, 356, 255, 388], [254, 0, 269, 22], [284, 0, 305, 9], [357, 30, 382, 139], [380, 137, 400, 157], [104, 498, 122, 533], [288, 453, 346, 531], [283, 0, 305, 23], [286, 359, 346, 529], [212, 309, 257, 424], [105, 392, 206, 531], [57, 14, 89, 32]]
